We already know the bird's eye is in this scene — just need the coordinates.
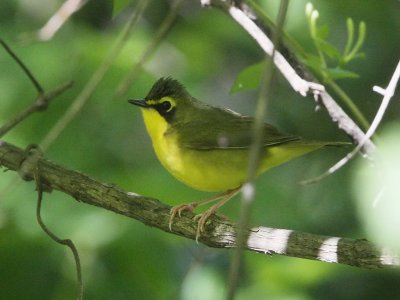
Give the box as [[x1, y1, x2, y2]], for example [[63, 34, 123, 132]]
[[160, 101, 172, 112]]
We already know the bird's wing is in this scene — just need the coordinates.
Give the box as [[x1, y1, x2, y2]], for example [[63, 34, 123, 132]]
[[177, 110, 300, 150]]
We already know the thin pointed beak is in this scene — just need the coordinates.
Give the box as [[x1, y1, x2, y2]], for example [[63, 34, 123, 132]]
[[128, 99, 149, 107]]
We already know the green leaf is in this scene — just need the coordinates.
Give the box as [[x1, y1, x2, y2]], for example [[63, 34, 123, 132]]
[[353, 52, 366, 60], [113, 0, 132, 17], [325, 67, 359, 80], [342, 20, 367, 65], [230, 61, 264, 93], [301, 54, 323, 73], [318, 39, 341, 60], [316, 24, 329, 40], [344, 18, 354, 56]]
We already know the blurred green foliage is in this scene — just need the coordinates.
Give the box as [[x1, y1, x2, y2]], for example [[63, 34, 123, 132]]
[[354, 123, 400, 252], [1, 0, 400, 299]]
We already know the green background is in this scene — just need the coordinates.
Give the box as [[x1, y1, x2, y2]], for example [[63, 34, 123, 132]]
[[1, 0, 400, 299]]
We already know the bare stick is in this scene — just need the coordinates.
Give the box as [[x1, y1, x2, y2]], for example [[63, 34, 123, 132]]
[[0, 39, 44, 94], [0, 39, 73, 137], [227, 1, 289, 299], [302, 59, 400, 184], [1, 141, 398, 269], [38, 0, 88, 41], [228, 5, 323, 97], [0, 81, 73, 138], [36, 186, 83, 299], [18, 145, 83, 300]]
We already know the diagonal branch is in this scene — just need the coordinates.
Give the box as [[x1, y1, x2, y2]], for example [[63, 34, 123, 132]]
[[0, 38, 73, 138], [0, 81, 73, 138], [0, 39, 44, 94], [37, 0, 88, 41], [0, 141, 398, 269], [201, 0, 375, 155]]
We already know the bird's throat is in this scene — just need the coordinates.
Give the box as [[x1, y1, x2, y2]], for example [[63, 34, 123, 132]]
[[141, 108, 169, 143], [140, 108, 184, 181]]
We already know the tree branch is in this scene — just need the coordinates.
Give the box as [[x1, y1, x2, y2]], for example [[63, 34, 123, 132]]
[[1, 141, 398, 269], [37, 0, 87, 41], [201, 0, 375, 155], [0, 81, 73, 138], [0, 38, 73, 138], [0, 38, 44, 94]]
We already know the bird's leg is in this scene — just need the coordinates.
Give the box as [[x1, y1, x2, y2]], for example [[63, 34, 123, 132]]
[[169, 192, 229, 231], [193, 187, 241, 242]]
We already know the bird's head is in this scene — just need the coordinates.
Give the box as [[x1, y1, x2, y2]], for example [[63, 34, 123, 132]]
[[128, 77, 193, 123]]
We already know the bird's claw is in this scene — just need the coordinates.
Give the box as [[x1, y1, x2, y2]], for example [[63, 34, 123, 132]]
[[168, 203, 216, 242], [193, 209, 219, 243], [168, 203, 198, 231]]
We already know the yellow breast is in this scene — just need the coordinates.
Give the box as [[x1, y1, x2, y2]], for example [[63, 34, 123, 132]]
[[140, 108, 184, 180], [140, 108, 247, 192]]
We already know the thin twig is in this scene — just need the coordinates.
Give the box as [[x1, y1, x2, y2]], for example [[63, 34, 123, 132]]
[[227, 4, 324, 97], [34, 167, 83, 300], [0, 81, 73, 138], [39, 0, 149, 151], [226, 1, 289, 299], [38, 0, 88, 41], [14, 145, 83, 299], [325, 70, 370, 131], [0, 39, 44, 94], [114, 0, 183, 98], [302, 59, 400, 185]]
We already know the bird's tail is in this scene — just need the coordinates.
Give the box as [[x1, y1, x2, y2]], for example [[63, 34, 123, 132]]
[[289, 140, 351, 148]]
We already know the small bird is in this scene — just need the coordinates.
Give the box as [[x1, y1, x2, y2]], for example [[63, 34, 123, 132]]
[[129, 77, 347, 240]]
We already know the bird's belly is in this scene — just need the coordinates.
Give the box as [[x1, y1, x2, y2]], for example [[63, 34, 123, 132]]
[[157, 143, 251, 192], [153, 135, 322, 192]]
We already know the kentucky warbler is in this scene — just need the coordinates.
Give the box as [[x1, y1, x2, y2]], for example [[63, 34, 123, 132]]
[[129, 77, 347, 240]]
